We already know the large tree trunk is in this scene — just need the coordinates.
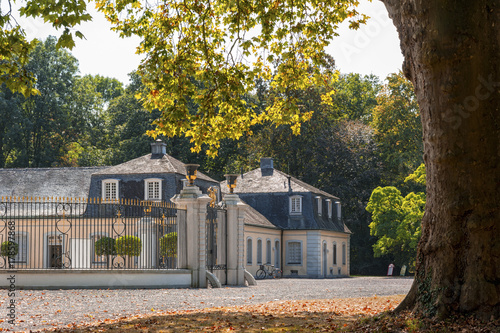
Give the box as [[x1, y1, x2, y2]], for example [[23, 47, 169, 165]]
[[380, 0, 500, 319]]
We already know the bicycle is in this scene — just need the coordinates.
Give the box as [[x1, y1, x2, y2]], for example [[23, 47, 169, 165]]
[[255, 264, 282, 279]]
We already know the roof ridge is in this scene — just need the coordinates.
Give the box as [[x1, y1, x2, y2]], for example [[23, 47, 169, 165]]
[[0, 166, 108, 172], [273, 169, 339, 199]]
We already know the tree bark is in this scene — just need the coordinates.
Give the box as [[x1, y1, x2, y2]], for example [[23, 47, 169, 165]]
[[380, 0, 500, 319]]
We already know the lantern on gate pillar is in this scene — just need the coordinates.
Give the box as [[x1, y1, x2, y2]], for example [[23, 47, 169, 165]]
[[225, 174, 239, 194], [185, 164, 199, 186]]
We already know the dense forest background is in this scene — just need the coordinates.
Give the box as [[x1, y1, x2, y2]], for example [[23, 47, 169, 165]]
[[0, 37, 423, 275]]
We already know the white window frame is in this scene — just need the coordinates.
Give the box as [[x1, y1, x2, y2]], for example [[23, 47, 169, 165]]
[[257, 238, 263, 265], [289, 195, 303, 215], [316, 196, 322, 216], [12, 232, 28, 264], [336, 201, 342, 221], [286, 240, 303, 265], [326, 199, 332, 218], [144, 178, 162, 201], [102, 179, 119, 200], [246, 237, 253, 265]]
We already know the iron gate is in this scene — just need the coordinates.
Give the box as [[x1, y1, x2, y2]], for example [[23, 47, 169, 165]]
[[206, 203, 227, 284]]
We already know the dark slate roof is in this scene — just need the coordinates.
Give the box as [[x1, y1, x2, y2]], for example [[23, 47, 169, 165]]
[[221, 166, 349, 233], [242, 200, 280, 229], [92, 153, 217, 182], [221, 168, 339, 199], [0, 167, 107, 199]]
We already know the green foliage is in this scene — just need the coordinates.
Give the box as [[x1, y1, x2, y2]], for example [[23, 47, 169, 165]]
[[328, 73, 381, 123], [116, 235, 142, 256], [159, 232, 177, 257], [366, 165, 426, 269], [0, 241, 19, 258], [94, 237, 117, 256], [371, 72, 423, 186], [0, 0, 92, 96], [94, 0, 369, 156]]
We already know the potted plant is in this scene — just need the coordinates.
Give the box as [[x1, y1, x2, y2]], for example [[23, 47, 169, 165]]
[[159, 232, 177, 268], [116, 235, 142, 267], [94, 237, 116, 268], [0, 241, 18, 259]]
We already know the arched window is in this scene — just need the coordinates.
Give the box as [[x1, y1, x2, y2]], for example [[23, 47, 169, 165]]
[[266, 239, 271, 264], [274, 239, 280, 268], [332, 242, 337, 265], [342, 242, 346, 265], [246, 238, 253, 265], [257, 239, 263, 265]]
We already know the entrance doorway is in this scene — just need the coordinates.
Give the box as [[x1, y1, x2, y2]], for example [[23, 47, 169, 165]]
[[48, 234, 63, 268]]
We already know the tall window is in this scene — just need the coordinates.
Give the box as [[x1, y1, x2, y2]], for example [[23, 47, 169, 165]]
[[13, 233, 28, 264], [316, 196, 322, 216], [145, 178, 162, 200], [342, 242, 346, 265], [287, 241, 302, 265], [102, 179, 119, 200], [274, 240, 280, 268], [332, 242, 337, 265], [326, 199, 332, 218], [266, 239, 271, 264], [257, 239, 263, 265], [289, 195, 302, 214], [246, 238, 253, 265]]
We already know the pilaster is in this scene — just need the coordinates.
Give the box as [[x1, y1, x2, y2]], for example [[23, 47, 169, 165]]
[[224, 193, 247, 285]]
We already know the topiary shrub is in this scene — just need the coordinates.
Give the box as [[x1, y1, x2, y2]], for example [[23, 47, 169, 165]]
[[94, 237, 117, 256], [116, 235, 142, 256], [0, 241, 19, 258], [159, 232, 177, 257]]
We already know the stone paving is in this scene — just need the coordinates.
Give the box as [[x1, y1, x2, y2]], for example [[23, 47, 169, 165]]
[[0, 277, 413, 332]]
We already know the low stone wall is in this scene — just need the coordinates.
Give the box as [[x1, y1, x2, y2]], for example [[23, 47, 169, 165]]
[[0, 269, 192, 289]]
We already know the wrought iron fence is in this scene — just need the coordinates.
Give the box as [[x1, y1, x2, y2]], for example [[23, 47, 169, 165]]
[[0, 197, 182, 270]]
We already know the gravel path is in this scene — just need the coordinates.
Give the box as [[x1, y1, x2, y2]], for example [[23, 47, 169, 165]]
[[0, 277, 413, 332]]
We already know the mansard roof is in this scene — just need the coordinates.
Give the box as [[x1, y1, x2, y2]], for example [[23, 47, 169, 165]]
[[221, 168, 339, 200], [0, 167, 106, 199], [242, 200, 280, 229], [92, 153, 217, 183]]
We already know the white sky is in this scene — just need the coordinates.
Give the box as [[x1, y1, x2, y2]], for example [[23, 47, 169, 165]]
[[17, 0, 403, 85]]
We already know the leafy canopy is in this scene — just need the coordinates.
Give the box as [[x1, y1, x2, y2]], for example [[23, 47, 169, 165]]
[[366, 164, 426, 268], [94, 0, 368, 156], [0, 0, 92, 96]]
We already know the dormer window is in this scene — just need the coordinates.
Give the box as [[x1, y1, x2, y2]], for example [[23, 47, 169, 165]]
[[326, 199, 332, 218], [145, 178, 162, 201], [289, 195, 302, 214], [102, 179, 119, 200], [316, 196, 322, 216]]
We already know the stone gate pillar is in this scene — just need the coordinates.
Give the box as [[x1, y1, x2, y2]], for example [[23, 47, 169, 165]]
[[224, 193, 247, 286], [172, 185, 210, 288]]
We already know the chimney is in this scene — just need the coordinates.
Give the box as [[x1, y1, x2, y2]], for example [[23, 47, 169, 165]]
[[260, 157, 274, 176], [151, 139, 167, 157]]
